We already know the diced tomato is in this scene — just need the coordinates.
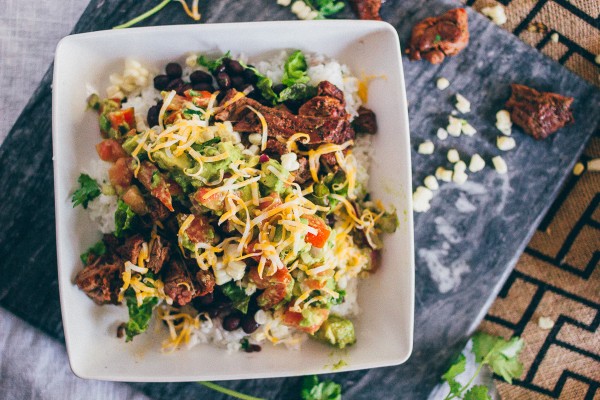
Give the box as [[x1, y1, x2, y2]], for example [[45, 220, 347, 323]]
[[185, 89, 212, 107], [121, 186, 148, 215], [248, 266, 292, 310], [184, 214, 216, 245], [96, 139, 128, 162], [282, 307, 329, 335], [108, 157, 133, 191], [259, 192, 282, 211], [304, 215, 331, 248], [304, 278, 327, 290], [107, 108, 136, 131], [137, 161, 173, 211], [193, 187, 226, 213], [244, 241, 263, 262]]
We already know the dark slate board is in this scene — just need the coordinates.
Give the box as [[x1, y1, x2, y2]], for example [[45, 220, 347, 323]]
[[1, 0, 599, 399]]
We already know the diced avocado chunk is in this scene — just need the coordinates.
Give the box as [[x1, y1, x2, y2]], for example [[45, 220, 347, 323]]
[[260, 159, 290, 195], [153, 149, 192, 171], [314, 315, 356, 349], [191, 141, 242, 182]]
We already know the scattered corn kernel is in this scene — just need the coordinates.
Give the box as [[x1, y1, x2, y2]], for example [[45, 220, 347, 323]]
[[550, 33, 559, 43], [497, 136, 516, 151], [469, 154, 486, 172], [413, 186, 434, 213], [437, 127, 449, 140], [496, 110, 512, 135], [481, 5, 507, 26], [461, 121, 477, 136], [492, 156, 508, 174], [447, 116, 463, 137], [277, 0, 292, 5], [454, 161, 467, 173], [436, 167, 453, 182], [572, 162, 584, 176], [447, 149, 460, 163], [436, 77, 450, 90], [455, 93, 471, 113], [424, 175, 439, 191], [587, 158, 600, 171], [453, 170, 468, 185], [538, 316, 555, 330], [418, 140, 435, 155]]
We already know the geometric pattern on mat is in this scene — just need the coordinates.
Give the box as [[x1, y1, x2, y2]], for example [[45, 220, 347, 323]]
[[479, 135, 600, 399], [467, 0, 600, 87]]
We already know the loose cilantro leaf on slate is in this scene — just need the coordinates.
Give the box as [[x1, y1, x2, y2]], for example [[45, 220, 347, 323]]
[[441, 353, 466, 396], [472, 332, 524, 384], [463, 385, 492, 400], [72, 173, 101, 209], [301, 375, 342, 400]]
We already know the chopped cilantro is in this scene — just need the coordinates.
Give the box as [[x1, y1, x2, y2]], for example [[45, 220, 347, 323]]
[[301, 375, 342, 400], [114, 199, 137, 238], [71, 173, 101, 209], [80, 240, 107, 264]]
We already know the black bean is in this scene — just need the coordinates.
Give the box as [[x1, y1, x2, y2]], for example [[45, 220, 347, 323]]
[[244, 344, 261, 353], [147, 105, 160, 127], [116, 323, 126, 338], [216, 72, 231, 89], [242, 69, 258, 84], [222, 313, 242, 331], [273, 83, 286, 95], [190, 70, 213, 84], [199, 292, 214, 305], [165, 62, 182, 79], [231, 75, 245, 90], [214, 64, 227, 75], [192, 83, 213, 92], [166, 78, 184, 91], [241, 314, 259, 334], [225, 59, 244, 75], [153, 74, 170, 91], [207, 307, 221, 319]]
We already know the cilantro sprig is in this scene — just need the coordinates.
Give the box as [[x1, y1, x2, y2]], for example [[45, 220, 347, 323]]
[[72, 173, 101, 209], [442, 333, 524, 400], [305, 0, 345, 19], [301, 375, 342, 400]]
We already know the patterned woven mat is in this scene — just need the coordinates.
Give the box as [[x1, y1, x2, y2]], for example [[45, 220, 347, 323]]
[[469, 2, 599, 398]]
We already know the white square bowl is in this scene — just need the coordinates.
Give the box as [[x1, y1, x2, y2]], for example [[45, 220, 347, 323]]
[[53, 20, 414, 382]]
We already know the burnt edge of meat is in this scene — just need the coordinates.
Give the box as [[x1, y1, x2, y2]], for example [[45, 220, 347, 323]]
[[348, 0, 382, 21], [505, 83, 574, 140], [352, 106, 378, 134], [406, 8, 469, 65], [116, 234, 144, 263], [75, 256, 123, 305], [146, 234, 171, 274]]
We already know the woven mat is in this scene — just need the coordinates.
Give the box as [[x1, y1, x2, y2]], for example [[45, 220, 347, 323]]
[[468, 1, 600, 398]]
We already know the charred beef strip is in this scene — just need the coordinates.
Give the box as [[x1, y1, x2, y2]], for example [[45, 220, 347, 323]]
[[505, 83, 574, 140], [352, 106, 378, 134], [348, 0, 382, 21], [407, 8, 469, 64], [75, 257, 123, 305], [194, 269, 216, 298], [294, 157, 312, 184], [146, 235, 171, 274], [298, 81, 346, 118]]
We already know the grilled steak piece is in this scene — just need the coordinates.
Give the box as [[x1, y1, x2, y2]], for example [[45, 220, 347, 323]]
[[294, 157, 312, 184], [75, 258, 123, 305], [116, 234, 144, 263], [353, 106, 378, 134], [505, 83, 574, 140], [146, 196, 170, 222], [146, 235, 171, 274], [163, 259, 195, 306], [298, 81, 346, 118], [194, 269, 216, 298], [407, 8, 469, 64], [215, 88, 355, 146], [348, 0, 382, 20]]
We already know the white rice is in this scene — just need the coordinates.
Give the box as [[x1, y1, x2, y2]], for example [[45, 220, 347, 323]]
[[88, 51, 373, 351]]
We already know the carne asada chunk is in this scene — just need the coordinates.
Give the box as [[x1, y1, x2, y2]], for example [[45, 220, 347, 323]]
[[215, 89, 355, 146], [349, 0, 382, 21], [116, 234, 144, 263], [194, 269, 216, 298], [505, 83, 574, 140], [294, 157, 312, 184], [146, 235, 171, 274], [352, 106, 378, 134], [75, 258, 123, 305], [146, 196, 170, 222], [407, 8, 469, 64], [136, 161, 174, 212], [163, 259, 195, 306], [298, 81, 346, 118]]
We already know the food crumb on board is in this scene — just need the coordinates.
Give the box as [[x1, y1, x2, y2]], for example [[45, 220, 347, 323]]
[[538, 316, 555, 330], [436, 77, 450, 90], [572, 162, 584, 176], [595, 54, 600, 65], [587, 158, 600, 171], [550, 33, 559, 43], [493, 156, 508, 174], [481, 5, 507, 26]]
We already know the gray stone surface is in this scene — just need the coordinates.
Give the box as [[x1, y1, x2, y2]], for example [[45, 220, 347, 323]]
[[0, 1, 599, 399]]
